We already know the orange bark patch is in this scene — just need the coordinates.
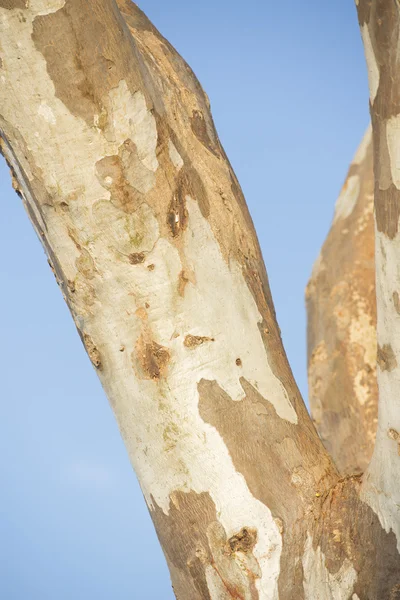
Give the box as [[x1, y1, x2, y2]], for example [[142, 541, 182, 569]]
[[227, 528, 257, 554], [184, 334, 214, 348], [135, 335, 170, 380]]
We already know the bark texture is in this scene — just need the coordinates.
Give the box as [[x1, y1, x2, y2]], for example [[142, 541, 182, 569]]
[[357, 0, 400, 560], [306, 127, 378, 475], [1, 0, 400, 598]]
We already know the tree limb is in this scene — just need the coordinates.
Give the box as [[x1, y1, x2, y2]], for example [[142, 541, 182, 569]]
[[306, 126, 377, 475], [0, 1, 338, 597], [356, 0, 400, 552]]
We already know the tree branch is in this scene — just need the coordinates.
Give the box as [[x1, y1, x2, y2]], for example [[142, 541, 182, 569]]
[[356, 0, 400, 549], [0, 0, 338, 597], [306, 126, 377, 475]]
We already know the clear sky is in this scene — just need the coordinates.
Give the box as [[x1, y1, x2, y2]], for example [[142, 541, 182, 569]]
[[0, 1, 369, 598]]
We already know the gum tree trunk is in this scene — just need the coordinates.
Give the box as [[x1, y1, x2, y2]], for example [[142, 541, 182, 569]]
[[1, 1, 400, 598]]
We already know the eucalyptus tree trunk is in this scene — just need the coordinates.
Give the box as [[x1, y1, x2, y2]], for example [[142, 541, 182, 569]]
[[1, 1, 399, 598]]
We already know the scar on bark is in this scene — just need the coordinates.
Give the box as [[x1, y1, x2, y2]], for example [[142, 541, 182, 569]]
[[129, 252, 145, 265], [227, 527, 257, 553], [388, 429, 400, 456], [377, 343, 397, 372], [82, 333, 102, 369], [135, 335, 170, 379], [184, 334, 214, 348]]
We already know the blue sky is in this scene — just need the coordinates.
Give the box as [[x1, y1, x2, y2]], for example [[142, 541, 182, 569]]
[[0, 1, 369, 598]]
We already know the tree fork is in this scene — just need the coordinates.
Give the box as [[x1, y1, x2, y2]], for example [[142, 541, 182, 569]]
[[1, 0, 400, 597]]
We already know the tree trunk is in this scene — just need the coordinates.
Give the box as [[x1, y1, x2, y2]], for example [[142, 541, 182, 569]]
[[1, 1, 399, 598]]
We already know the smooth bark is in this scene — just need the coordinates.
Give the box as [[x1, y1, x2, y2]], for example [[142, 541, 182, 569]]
[[356, 0, 400, 559], [1, 0, 400, 598], [307, 126, 378, 475]]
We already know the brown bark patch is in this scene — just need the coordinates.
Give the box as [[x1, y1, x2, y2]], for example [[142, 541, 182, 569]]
[[227, 528, 257, 553], [135, 336, 170, 380], [167, 189, 188, 237], [96, 144, 149, 213], [178, 270, 189, 296], [314, 477, 400, 599], [391, 583, 400, 599], [198, 377, 337, 598], [82, 333, 102, 369], [150, 491, 260, 600], [117, 0, 155, 32], [368, 2, 400, 120], [32, 0, 145, 127], [375, 184, 400, 239], [393, 291, 400, 314], [377, 343, 397, 371], [198, 377, 333, 520], [357, 0, 372, 26], [191, 110, 219, 156], [184, 334, 214, 348], [167, 165, 210, 237], [129, 252, 145, 265], [0, 0, 27, 8], [151, 491, 216, 600]]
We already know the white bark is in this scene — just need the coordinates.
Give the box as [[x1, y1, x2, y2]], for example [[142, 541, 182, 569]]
[[2, 0, 400, 597]]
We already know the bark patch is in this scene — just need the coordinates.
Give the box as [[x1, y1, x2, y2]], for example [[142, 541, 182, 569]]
[[129, 252, 145, 265], [82, 333, 102, 369], [168, 165, 210, 236], [227, 527, 257, 553], [393, 291, 400, 314], [191, 110, 219, 156], [314, 477, 400, 599], [96, 150, 143, 214], [197, 377, 337, 598], [375, 184, 400, 239], [377, 343, 397, 371], [184, 334, 214, 348], [32, 0, 144, 127], [150, 490, 260, 600], [135, 336, 170, 380], [0, 0, 27, 8]]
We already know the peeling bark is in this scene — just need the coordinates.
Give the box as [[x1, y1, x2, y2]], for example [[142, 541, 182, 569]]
[[307, 127, 378, 475], [2, 0, 400, 597]]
